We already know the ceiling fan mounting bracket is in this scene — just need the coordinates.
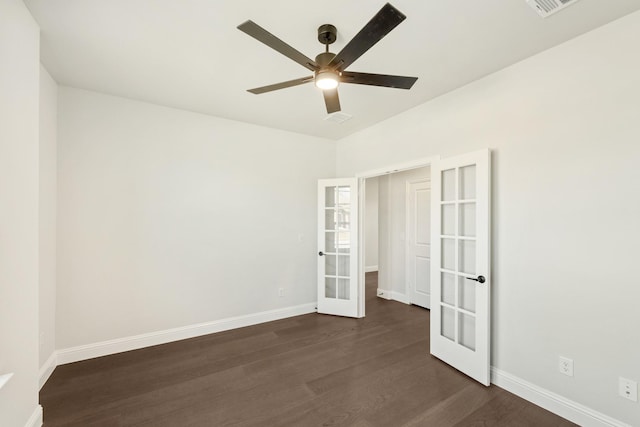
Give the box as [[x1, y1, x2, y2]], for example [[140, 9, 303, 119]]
[[317, 24, 337, 46]]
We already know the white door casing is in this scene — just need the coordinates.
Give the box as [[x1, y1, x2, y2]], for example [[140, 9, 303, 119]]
[[406, 179, 431, 308], [318, 178, 359, 317], [430, 149, 491, 385]]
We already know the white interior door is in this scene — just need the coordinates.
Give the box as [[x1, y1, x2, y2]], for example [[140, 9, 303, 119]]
[[430, 149, 491, 385], [407, 180, 431, 309], [317, 178, 359, 317]]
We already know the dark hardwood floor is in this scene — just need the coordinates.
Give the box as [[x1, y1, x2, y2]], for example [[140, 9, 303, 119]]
[[41, 273, 575, 426]]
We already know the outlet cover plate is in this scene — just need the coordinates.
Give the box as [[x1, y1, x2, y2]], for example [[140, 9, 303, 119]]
[[559, 356, 574, 377], [619, 377, 638, 402]]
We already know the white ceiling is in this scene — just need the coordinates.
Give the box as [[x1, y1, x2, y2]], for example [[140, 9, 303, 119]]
[[25, 0, 640, 140]]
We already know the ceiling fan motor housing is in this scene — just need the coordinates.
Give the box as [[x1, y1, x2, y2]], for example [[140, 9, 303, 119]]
[[315, 52, 336, 68]]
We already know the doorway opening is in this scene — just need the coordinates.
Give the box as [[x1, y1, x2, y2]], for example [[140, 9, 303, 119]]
[[356, 157, 436, 317], [341, 150, 491, 385]]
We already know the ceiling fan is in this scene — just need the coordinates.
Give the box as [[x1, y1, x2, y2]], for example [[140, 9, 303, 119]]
[[237, 3, 418, 114]]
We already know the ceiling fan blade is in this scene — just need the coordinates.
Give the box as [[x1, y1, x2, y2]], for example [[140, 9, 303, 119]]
[[238, 20, 318, 71], [328, 3, 406, 71], [247, 76, 314, 94], [341, 71, 417, 89], [323, 89, 341, 114]]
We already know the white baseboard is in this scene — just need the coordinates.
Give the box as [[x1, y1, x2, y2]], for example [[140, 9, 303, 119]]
[[25, 405, 43, 427], [365, 265, 378, 273], [39, 352, 57, 389], [376, 287, 392, 300], [376, 288, 410, 305], [57, 303, 317, 365], [491, 368, 630, 427]]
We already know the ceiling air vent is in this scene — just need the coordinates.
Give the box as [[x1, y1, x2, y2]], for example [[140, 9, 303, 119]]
[[324, 112, 353, 124], [526, 0, 581, 18]]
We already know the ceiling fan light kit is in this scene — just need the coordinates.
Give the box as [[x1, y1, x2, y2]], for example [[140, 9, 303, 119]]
[[237, 3, 418, 115], [315, 70, 340, 90], [314, 45, 340, 90]]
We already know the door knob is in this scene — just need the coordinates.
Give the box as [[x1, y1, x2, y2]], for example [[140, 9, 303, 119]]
[[466, 275, 486, 284], [318, 251, 325, 256]]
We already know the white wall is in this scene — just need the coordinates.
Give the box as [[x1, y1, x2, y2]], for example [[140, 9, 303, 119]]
[[376, 167, 430, 299], [0, 0, 41, 425], [39, 65, 57, 374], [337, 11, 640, 426], [57, 87, 336, 350], [364, 176, 378, 271]]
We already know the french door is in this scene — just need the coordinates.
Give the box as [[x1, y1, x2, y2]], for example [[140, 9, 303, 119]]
[[317, 178, 359, 317], [430, 149, 491, 385]]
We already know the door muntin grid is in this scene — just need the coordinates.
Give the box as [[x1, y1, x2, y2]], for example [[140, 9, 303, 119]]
[[324, 186, 351, 300], [439, 165, 478, 351]]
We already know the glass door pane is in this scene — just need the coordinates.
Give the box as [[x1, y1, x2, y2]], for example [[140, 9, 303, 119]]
[[323, 186, 352, 300], [438, 165, 478, 351]]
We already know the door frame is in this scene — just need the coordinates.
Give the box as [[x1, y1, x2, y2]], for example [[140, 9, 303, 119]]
[[355, 156, 439, 317]]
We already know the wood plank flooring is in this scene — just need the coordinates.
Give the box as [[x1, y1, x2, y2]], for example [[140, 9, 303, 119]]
[[40, 273, 576, 426]]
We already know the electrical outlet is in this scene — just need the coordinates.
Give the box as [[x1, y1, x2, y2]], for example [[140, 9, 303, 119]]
[[278, 288, 284, 297], [559, 356, 574, 377], [619, 377, 638, 402]]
